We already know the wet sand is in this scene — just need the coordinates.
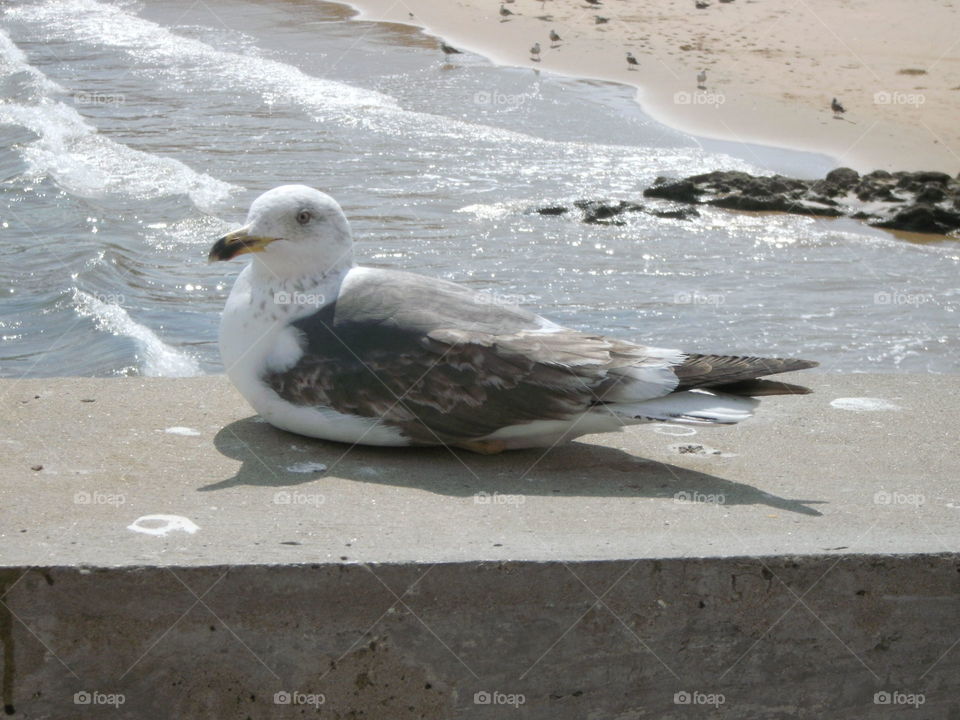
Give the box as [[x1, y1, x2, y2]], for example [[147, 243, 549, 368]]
[[346, 0, 960, 173]]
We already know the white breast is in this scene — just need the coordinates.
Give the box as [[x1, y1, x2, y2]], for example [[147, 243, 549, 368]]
[[218, 264, 409, 446]]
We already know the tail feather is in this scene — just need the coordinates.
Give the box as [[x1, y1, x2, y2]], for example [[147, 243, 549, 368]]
[[708, 379, 813, 396], [675, 354, 818, 393], [613, 389, 758, 426]]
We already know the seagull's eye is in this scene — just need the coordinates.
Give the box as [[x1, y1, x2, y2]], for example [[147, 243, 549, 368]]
[[296, 210, 312, 225]]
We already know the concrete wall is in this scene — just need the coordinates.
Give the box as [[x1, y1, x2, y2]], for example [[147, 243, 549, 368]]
[[1, 375, 958, 717], [2, 555, 959, 719]]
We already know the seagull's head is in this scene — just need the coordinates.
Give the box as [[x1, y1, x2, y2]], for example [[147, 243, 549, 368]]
[[209, 185, 354, 277]]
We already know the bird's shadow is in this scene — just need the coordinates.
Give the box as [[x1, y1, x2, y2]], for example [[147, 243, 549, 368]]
[[200, 416, 825, 516]]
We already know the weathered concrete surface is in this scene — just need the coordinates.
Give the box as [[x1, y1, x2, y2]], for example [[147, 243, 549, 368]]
[[1, 374, 959, 718]]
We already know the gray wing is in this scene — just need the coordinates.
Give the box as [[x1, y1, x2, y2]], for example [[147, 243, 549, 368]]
[[262, 268, 679, 444]]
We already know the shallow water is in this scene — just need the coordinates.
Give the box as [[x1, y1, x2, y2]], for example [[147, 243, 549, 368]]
[[0, 0, 957, 378]]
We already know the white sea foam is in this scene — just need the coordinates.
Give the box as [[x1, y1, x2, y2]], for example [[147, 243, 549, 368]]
[[0, 99, 234, 211], [73, 289, 202, 377], [0, 27, 64, 94], [6, 0, 753, 178]]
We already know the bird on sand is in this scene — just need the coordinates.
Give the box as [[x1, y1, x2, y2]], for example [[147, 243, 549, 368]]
[[695, 0, 710, 8], [697, 68, 707, 88], [595, 15, 609, 24], [499, 4, 514, 19], [831, 97, 846, 116], [210, 186, 817, 454], [585, 0, 602, 5], [549, 29, 562, 46], [530, 42, 541, 61], [626, 51, 639, 69], [440, 42, 462, 55]]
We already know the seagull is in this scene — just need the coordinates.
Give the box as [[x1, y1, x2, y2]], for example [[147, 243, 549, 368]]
[[595, 15, 609, 23], [499, 4, 514, 19], [530, 42, 541, 61], [697, 68, 707, 88], [549, 29, 562, 46], [831, 97, 846, 116], [626, 51, 639, 69], [440, 42, 462, 55], [210, 186, 817, 454]]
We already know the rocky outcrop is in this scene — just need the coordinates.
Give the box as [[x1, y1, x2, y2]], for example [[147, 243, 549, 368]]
[[642, 168, 960, 236], [532, 200, 700, 225]]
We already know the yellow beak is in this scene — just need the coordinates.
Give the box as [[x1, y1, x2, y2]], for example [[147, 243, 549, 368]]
[[208, 225, 279, 262]]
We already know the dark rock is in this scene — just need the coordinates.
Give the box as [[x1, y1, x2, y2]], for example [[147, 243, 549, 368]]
[[648, 206, 700, 220], [640, 166, 960, 236], [708, 194, 792, 212], [911, 171, 952, 185], [643, 178, 701, 203], [824, 167, 860, 188], [915, 183, 947, 204], [574, 200, 645, 224], [537, 166, 960, 236], [875, 204, 960, 234]]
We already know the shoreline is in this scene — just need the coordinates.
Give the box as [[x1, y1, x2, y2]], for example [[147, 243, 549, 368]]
[[342, 0, 960, 174]]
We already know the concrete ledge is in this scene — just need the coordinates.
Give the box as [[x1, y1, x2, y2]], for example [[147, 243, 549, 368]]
[[1, 375, 958, 717]]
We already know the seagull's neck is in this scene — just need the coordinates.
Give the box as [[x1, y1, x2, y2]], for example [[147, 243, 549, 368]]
[[248, 258, 355, 320]]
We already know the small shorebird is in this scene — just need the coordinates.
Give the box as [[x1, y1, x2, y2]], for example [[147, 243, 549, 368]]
[[585, 0, 602, 5], [499, 5, 514, 20], [697, 69, 707, 88], [626, 51, 639, 69], [549, 29, 562, 46], [695, 0, 710, 8], [530, 42, 541, 61], [440, 42, 462, 55], [831, 97, 846, 116], [595, 15, 609, 24]]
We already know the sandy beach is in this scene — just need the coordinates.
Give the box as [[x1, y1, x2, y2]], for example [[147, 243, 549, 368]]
[[347, 0, 960, 174]]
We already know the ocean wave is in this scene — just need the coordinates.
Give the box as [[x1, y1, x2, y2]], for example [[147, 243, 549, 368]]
[[5, 0, 755, 179], [73, 288, 202, 377], [0, 98, 235, 211]]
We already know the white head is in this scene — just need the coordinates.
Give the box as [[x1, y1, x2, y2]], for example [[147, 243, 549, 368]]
[[209, 185, 355, 279]]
